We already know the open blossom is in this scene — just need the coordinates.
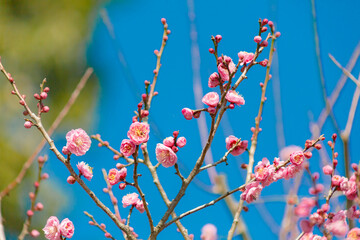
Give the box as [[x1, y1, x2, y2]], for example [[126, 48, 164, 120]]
[[208, 72, 221, 88], [122, 193, 139, 208], [225, 135, 248, 156], [76, 161, 93, 180], [135, 200, 147, 213], [240, 181, 263, 203], [127, 122, 150, 145], [347, 228, 360, 239], [155, 143, 177, 167], [202, 92, 219, 107], [108, 168, 120, 185], [238, 51, 254, 65], [225, 90, 245, 106], [324, 210, 349, 237], [65, 128, 91, 156], [200, 223, 217, 240], [60, 218, 74, 238], [289, 151, 305, 166], [120, 139, 136, 156], [43, 216, 61, 240], [346, 206, 360, 220], [255, 158, 270, 181], [217, 56, 236, 81], [332, 175, 343, 186], [322, 165, 333, 175]]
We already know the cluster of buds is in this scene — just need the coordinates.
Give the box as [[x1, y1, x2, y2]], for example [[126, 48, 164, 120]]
[[156, 131, 187, 168]]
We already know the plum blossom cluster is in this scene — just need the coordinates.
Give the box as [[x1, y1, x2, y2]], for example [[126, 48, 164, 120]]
[[43, 216, 74, 240], [122, 192, 147, 213], [240, 137, 323, 203], [156, 131, 187, 168], [292, 134, 360, 239], [107, 166, 128, 190]]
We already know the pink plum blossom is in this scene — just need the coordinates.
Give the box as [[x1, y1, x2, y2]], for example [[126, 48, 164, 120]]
[[127, 122, 150, 145], [76, 161, 93, 181], [300, 220, 313, 233], [60, 218, 74, 238], [279, 145, 302, 161], [202, 92, 219, 107], [238, 51, 254, 65], [240, 181, 263, 203], [155, 143, 177, 168], [254, 158, 271, 181], [347, 228, 360, 239], [332, 175, 343, 186], [176, 137, 187, 148], [225, 90, 245, 106], [217, 56, 236, 81], [135, 200, 147, 213], [181, 108, 193, 120], [294, 198, 316, 217], [200, 223, 217, 240], [289, 151, 305, 166], [324, 210, 349, 237], [225, 135, 248, 156], [119, 167, 127, 181], [346, 206, 360, 220], [120, 139, 136, 157], [322, 165, 333, 175], [208, 72, 221, 88], [108, 168, 120, 185], [163, 137, 175, 148], [43, 216, 61, 240], [122, 193, 139, 208], [65, 128, 91, 156]]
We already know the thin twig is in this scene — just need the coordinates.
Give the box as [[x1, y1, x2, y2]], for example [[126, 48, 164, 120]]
[[227, 30, 277, 240], [0, 60, 136, 239], [0, 68, 93, 198], [84, 211, 116, 240]]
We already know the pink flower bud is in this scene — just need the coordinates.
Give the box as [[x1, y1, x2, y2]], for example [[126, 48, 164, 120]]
[[119, 167, 127, 181], [35, 202, 44, 211], [176, 137, 187, 148], [40, 92, 48, 99], [268, 21, 274, 28], [116, 163, 124, 169], [259, 59, 268, 67], [173, 131, 179, 138], [254, 36, 262, 43], [163, 35, 168, 41], [30, 229, 40, 237], [141, 110, 149, 118], [275, 32, 281, 38], [262, 19, 268, 26], [161, 18, 166, 24], [172, 146, 178, 153], [41, 173, 49, 180], [154, 50, 159, 55], [29, 192, 35, 200], [181, 108, 193, 120], [105, 233, 112, 238], [207, 106, 216, 114], [304, 152, 312, 159], [229, 103, 235, 109], [261, 26, 267, 32], [209, 48, 215, 54], [44, 87, 50, 93], [103, 188, 109, 193], [300, 220, 313, 233], [163, 137, 175, 148], [323, 165, 333, 175], [24, 121, 32, 129], [27, 210, 34, 217], [313, 172, 320, 180], [34, 181, 40, 188], [42, 106, 50, 112], [260, 40, 268, 47], [119, 183, 126, 190], [215, 35, 222, 43], [67, 176, 76, 184], [34, 93, 41, 100]]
